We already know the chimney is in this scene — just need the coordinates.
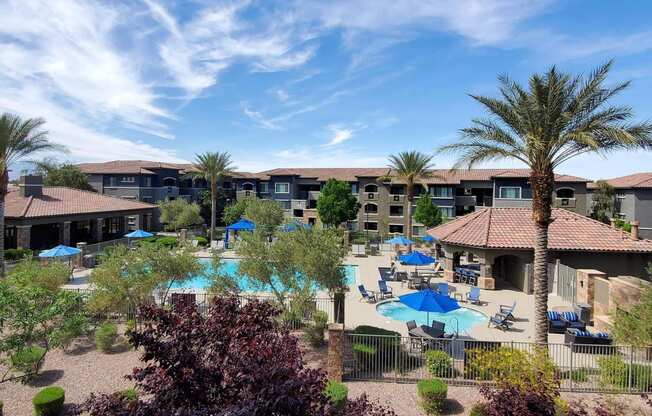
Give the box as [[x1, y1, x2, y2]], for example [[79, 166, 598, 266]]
[[19, 175, 43, 198], [610, 217, 616, 229], [631, 220, 640, 240]]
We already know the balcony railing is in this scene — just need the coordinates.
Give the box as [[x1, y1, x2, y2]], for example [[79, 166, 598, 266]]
[[236, 190, 256, 200], [291, 199, 307, 210], [454, 195, 477, 206], [554, 197, 577, 208], [308, 190, 321, 200]]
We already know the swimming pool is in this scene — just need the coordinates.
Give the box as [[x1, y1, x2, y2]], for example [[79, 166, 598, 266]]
[[170, 258, 357, 292], [376, 301, 487, 334]]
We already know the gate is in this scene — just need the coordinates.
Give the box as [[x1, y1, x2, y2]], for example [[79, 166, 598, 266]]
[[556, 263, 577, 303]]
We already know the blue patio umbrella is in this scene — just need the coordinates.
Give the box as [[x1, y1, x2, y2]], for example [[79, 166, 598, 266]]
[[225, 219, 255, 248], [399, 288, 460, 323], [385, 235, 414, 245], [399, 251, 436, 266], [421, 235, 435, 243], [39, 244, 82, 258], [124, 229, 153, 238]]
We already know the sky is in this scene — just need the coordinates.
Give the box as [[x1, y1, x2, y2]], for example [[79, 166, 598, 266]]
[[1, 0, 652, 179]]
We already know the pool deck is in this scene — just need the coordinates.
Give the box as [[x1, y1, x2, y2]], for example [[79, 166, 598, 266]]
[[344, 252, 573, 343]]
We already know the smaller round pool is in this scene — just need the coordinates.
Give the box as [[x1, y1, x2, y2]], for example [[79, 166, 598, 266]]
[[376, 301, 487, 334]]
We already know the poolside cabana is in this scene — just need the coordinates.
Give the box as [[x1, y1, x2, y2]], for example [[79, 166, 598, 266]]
[[224, 219, 255, 248], [427, 207, 652, 291]]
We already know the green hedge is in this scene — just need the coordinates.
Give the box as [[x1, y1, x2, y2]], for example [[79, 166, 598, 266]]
[[353, 325, 400, 337], [194, 236, 208, 247], [324, 380, 348, 412], [137, 235, 178, 249], [4, 248, 33, 261], [10, 345, 46, 379], [95, 323, 118, 353], [33, 386, 65, 416], [417, 379, 448, 416], [597, 356, 652, 391], [425, 350, 453, 378]]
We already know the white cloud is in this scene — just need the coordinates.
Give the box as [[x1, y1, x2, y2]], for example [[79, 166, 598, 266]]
[[326, 128, 353, 146]]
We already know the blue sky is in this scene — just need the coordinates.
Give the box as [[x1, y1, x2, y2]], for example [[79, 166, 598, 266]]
[[1, 0, 651, 179]]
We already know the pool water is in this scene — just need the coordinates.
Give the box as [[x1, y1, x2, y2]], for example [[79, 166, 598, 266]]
[[376, 301, 487, 334], [170, 258, 357, 292]]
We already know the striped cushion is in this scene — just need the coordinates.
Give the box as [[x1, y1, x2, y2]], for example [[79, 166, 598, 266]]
[[547, 311, 560, 320], [574, 330, 591, 337], [562, 311, 578, 322], [594, 332, 610, 338]]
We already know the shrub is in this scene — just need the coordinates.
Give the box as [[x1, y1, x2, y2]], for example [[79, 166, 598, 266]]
[[33, 386, 65, 416], [9, 345, 46, 380], [469, 403, 487, 416], [352, 343, 377, 371], [95, 323, 118, 353], [4, 247, 32, 261], [567, 368, 590, 383], [479, 384, 557, 416], [425, 350, 452, 378], [194, 236, 208, 247], [417, 379, 447, 416], [304, 311, 329, 347], [353, 325, 400, 337], [118, 388, 138, 402], [324, 380, 348, 412], [597, 356, 652, 391]]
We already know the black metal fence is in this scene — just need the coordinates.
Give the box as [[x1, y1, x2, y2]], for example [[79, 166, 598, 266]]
[[344, 334, 652, 393]]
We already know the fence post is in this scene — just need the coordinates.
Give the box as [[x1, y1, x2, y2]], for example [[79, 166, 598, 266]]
[[327, 323, 345, 382], [629, 345, 634, 393], [569, 343, 574, 391]]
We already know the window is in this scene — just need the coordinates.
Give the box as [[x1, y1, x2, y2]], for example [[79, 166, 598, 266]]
[[364, 203, 378, 213], [389, 224, 404, 234], [363, 222, 378, 231], [121, 176, 135, 183], [259, 182, 269, 193], [277, 200, 291, 210], [556, 188, 575, 199], [242, 182, 254, 191], [499, 186, 521, 199], [364, 184, 378, 193], [144, 177, 152, 187], [162, 177, 176, 187], [440, 207, 455, 218], [430, 186, 453, 198], [222, 181, 232, 189], [275, 182, 290, 193], [293, 209, 303, 217], [351, 183, 358, 194], [389, 205, 404, 217], [389, 185, 405, 195]]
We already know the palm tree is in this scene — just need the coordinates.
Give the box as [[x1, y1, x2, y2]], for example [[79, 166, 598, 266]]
[[192, 152, 235, 243], [439, 61, 652, 345], [387, 151, 435, 242], [0, 113, 62, 276]]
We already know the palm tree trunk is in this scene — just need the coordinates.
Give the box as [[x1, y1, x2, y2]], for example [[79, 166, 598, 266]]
[[210, 181, 217, 243], [531, 170, 554, 346], [0, 168, 7, 278]]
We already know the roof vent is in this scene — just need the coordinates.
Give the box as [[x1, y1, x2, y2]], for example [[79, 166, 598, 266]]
[[631, 220, 640, 240], [19, 175, 43, 198]]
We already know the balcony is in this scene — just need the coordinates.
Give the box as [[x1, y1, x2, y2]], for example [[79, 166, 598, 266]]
[[362, 192, 379, 201], [554, 198, 576, 209], [389, 194, 405, 203], [308, 190, 321, 200], [454, 195, 477, 206], [291, 199, 307, 210], [236, 190, 256, 200]]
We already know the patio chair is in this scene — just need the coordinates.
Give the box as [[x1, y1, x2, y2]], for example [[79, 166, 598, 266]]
[[378, 280, 393, 299], [358, 285, 377, 303], [547, 311, 567, 333], [465, 287, 481, 304], [430, 320, 446, 338], [560, 311, 586, 330], [378, 266, 394, 281], [499, 302, 517, 320], [488, 313, 513, 331], [406, 320, 418, 332], [437, 282, 449, 296]]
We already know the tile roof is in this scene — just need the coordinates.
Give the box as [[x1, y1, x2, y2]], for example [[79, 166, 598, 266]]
[[5, 186, 156, 219], [428, 207, 652, 253], [77, 160, 257, 179], [587, 173, 652, 189]]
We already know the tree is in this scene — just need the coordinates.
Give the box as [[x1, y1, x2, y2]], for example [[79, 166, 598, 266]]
[[191, 152, 235, 243], [0, 263, 87, 382], [316, 179, 360, 228], [0, 113, 62, 275], [244, 198, 285, 235], [158, 198, 203, 233], [387, 151, 435, 241], [198, 189, 227, 227], [413, 196, 443, 228], [611, 264, 652, 347], [31, 158, 94, 191], [439, 61, 652, 344], [222, 198, 250, 226], [591, 180, 616, 224]]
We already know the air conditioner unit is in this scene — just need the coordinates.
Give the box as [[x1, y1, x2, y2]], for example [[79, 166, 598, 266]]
[[465, 188, 472, 195]]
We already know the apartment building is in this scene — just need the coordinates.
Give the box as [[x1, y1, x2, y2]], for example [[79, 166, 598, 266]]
[[588, 173, 652, 239], [79, 162, 588, 235]]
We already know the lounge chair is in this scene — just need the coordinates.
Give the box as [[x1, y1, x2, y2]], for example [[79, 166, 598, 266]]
[[378, 266, 396, 281], [499, 302, 517, 320], [560, 311, 586, 330], [378, 280, 393, 299], [488, 313, 513, 331], [465, 287, 481, 305], [430, 320, 446, 338], [358, 285, 377, 303], [547, 311, 567, 334], [407, 320, 418, 332], [437, 282, 449, 296]]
